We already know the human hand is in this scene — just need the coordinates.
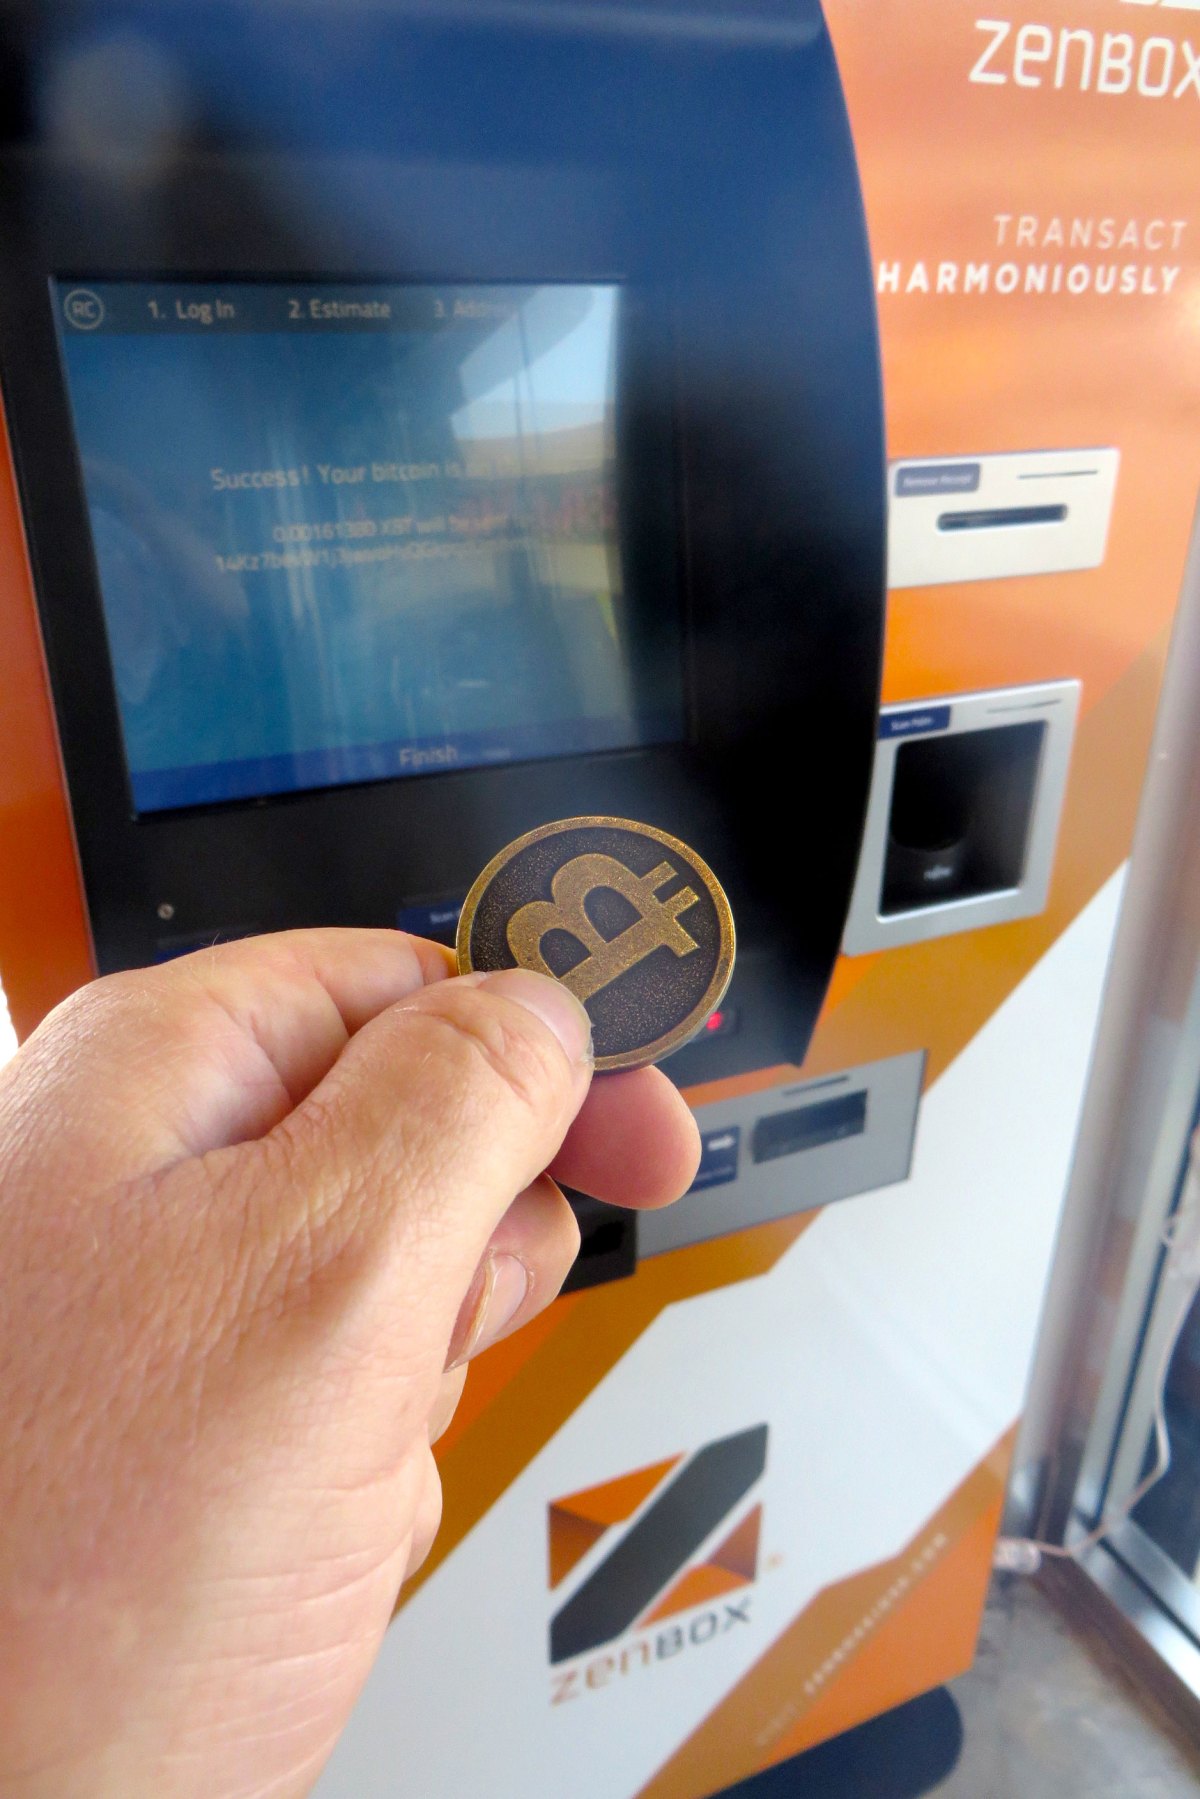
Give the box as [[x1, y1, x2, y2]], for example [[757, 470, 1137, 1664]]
[[0, 930, 700, 1798]]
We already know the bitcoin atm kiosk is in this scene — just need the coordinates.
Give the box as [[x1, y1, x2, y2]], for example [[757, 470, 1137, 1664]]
[[3, 2, 1199, 1796]]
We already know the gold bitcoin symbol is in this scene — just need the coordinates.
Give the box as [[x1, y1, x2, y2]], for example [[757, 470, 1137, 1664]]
[[506, 853, 700, 1004]]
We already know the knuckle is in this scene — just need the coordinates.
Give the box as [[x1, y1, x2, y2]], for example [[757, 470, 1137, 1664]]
[[37, 967, 156, 1040], [419, 991, 568, 1125]]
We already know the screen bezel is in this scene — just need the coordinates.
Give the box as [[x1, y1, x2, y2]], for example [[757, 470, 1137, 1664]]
[[0, 220, 699, 972], [48, 273, 687, 821]]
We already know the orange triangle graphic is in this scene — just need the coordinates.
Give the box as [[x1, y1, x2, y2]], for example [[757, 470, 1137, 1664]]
[[710, 1503, 762, 1583], [638, 1501, 760, 1624], [547, 1506, 609, 1589], [553, 1454, 682, 1530], [641, 1562, 751, 1625]]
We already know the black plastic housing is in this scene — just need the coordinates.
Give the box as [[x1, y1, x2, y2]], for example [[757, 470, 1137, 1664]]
[[0, 0, 886, 1084]]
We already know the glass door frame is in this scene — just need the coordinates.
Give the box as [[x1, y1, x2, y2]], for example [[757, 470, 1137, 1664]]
[[1010, 494, 1200, 1724]]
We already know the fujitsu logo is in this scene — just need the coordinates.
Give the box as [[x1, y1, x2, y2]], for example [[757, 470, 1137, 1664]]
[[546, 1425, 767, 1704]]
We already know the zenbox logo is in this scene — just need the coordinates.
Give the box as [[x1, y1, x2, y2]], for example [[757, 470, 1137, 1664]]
[[546, 1425, 767, 1702], [970, 15, 1200, 98]]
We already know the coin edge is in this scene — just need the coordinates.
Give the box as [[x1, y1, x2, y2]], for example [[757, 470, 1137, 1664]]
[[454, 815, 736, 1072]]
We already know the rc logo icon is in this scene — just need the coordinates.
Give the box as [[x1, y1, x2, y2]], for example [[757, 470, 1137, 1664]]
[[547, 1424, 767, 1666], [63, 288, 104, 330]]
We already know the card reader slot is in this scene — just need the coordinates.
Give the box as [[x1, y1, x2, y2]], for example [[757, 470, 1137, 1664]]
[[937, 505, 1068, 532], [639, 1050, 925, 1258], [752, 1090, 867, 1164]]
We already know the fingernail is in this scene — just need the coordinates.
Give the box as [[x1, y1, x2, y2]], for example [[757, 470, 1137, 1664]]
[[447, 1253, 530, 1368], [476, 967, 593, 1065]]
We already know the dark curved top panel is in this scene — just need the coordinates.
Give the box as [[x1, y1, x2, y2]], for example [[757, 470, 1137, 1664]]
[[0, 0, 885, 1079]]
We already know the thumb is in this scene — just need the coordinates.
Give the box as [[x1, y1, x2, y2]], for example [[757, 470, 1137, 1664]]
[[243, 966, 594, 1339]]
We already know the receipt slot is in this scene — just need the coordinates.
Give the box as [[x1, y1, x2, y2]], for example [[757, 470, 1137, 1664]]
[[887, 450, 1119, 588]]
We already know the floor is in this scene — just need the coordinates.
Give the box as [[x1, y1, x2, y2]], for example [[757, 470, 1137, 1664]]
[[726, 1572, 1200, 1798], [929, 1575, 1200, 1798]]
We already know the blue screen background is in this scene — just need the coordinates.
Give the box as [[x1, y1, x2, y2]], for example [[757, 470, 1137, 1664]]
[[54, 281, 682, 812]]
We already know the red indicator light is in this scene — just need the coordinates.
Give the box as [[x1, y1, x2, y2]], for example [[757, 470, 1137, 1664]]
[[701, 1005, 738, 1039]]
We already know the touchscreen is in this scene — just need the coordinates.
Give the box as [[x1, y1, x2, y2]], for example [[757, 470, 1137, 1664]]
[[53, 280, 682, 812]]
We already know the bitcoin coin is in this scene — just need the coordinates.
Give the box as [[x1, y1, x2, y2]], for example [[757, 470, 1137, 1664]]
[[456, 817, 735, 1071]]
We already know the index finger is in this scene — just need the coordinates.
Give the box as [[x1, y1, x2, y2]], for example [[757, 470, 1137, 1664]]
[[10, 929, 455, 1171], [549, 1065, 701, 1209]]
